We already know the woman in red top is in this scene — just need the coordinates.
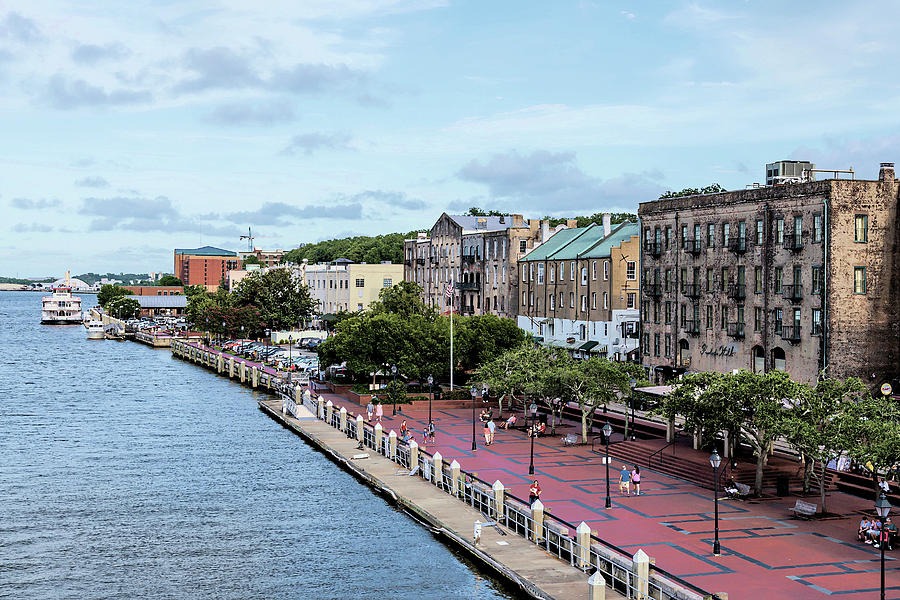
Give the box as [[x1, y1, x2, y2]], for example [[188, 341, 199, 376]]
[[529, 480, 542, 505]]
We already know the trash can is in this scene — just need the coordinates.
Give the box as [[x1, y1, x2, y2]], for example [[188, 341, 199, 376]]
[[776, 476, 790, 497]]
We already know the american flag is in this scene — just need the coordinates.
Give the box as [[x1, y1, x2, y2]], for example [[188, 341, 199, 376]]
[[445, 282, 454, 299]]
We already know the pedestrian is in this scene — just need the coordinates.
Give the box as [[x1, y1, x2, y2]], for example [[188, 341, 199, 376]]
[[631, 466, 641, 496], [529, 479, 542, 505], [487, 418, 496, 445], [483, 420, 491, 445], [425, 420, 435, 443], [619, 465, 631, 495], [400, 419, 408, 438], [366, 401, 374, 423], [375, 401, 383, 423]]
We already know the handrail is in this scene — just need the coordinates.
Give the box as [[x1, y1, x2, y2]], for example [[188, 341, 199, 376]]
[[648, 430, 691, 468]]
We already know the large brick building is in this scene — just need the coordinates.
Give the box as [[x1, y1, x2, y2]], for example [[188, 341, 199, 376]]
[[638, 163, 900, 386], [174, 246, 239, 291]]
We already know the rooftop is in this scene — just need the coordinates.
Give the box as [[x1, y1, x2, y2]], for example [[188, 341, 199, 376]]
[[174, 246, 237, 257], [134, 295, 188, 308], [520, 222, 639, 261]]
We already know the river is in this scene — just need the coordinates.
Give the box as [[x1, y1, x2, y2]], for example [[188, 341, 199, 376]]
[[0, 291, 514, 599]]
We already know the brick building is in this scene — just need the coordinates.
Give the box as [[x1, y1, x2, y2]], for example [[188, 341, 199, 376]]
[[174, 246, 239, 291], [123, 286, 184, 296], [238, 248, 285, 268], [403, 214, 562, 318], [517, 217, 641, 360], [638, 163, 900, 386]]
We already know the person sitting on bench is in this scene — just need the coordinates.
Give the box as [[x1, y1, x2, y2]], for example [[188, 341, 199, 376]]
[[528, 421, 546, 437], [500, 414, 517, 429], [866, 519, 882, 545], [859, 517, 873, 542]]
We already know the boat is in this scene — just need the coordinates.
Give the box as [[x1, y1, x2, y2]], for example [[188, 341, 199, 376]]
[[41, 272, 83, 325], [85, 320, 104, 340]]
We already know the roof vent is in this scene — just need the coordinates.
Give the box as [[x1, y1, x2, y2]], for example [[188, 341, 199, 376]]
[[880, 162, 895, 183]]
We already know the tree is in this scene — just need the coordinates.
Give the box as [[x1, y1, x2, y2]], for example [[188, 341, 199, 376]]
[[465, 207, 505, 216], [541, 213, 637, 228], [158, 275, 183, 286], [242, 255, 260, 268], [845, 395, 900, 495], [383, 379, 410, 411], [659, 184, 725, 199], [97, 284, 132, 307], [368, 281, 434, 319], [107, 296, 140, 319], [232, 268, 315, 330], [557, 357, 633, 443], [282, 232, 422, 265]]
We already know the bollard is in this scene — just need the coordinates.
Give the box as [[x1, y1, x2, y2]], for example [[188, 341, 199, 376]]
[[356, 415, 364, 445], [531, 499, 544, 542], [432, 452, 443, 488], [389, 430, 398, 460], [218, 354, 223, 373], [317, 396, 325, 420], [326, 400, 334, 424], [633, 549, 650, 600], [374, 423, 383, 451], [409, 439, 419, 471], [588, 572, 606, 600], [576, 522, 591, 569], [492, 480, 505, 522], [339, 407, 347, 433], [229, 357, 235, 378], [251, 366, 258, 388], [240, 362, 246, 383], [450, 460, 461, 496], [295, 385, 303, 404]]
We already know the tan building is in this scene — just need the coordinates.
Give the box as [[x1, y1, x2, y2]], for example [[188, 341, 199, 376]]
[[517, 218, 641, 360], [238, 248, 285, 268], [638, 162, 900, 386], [299, 259, 403, 314], [403, 213, 561, 318]]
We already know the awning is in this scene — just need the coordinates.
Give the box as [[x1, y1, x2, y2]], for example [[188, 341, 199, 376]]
[[548, 340, 580, 351], [532, 336, 544, 342], [578, 340, 599, 351]]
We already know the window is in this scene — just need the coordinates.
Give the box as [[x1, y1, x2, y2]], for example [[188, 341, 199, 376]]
[[706, 268, 714, 292], [665, 301, 672, 324], [580, 267, 587, 285], [592, 261, 597, 280], [756, 219, 764, 245], [603, 261, 610, 280], [502, 265, 506, 283], [642, 302, 649, 322], [653, 333, 660, 357], [559, 262, 565, 280], [530, 292, 534, 306], [722, 223, 730, 247], [774, 308, 783, 334], [522, 264, 528, 280], [664, 334, 671, 358], [812, 266, 822, 294], [774, 267, 783, 293], [603, 291, 609, 309], [627, 293, 636, 309], [537, 263, 544, 284], [854, 214, 868, 243], [643, 333, 650, 355], [383, 278, 392, 287], [549, 294, 555, 311], [813, 214, 822, 243], [549, 264, 554, 283], [854, 266, 867, 294], [681, 224, 688, 249], [680, 304, 686, 327], [559, 291, 564, 308], [522, 291, 527, 306], [754, 266, 763, 294], [355, 278, 365, 287], [664, 226, 672, 249], [720, 267, 728, 292], [665, 269, 672, 292], [591, 292, 597, 309], [529, 264, 534, 281], [721, 304, 728, 329], [812, 308, 822, 335], [519, 240, 527, 253], [580, 295, 587, 311], [707, 223, 715, 247], [569, 292, 575, 308], [570, 262, 575, 281], [357, 303, 363, 311], [775, 217, 784, 244], [626, 261, 636, 280], [706, 305, 713, 328], [754, 307, 762, 332]]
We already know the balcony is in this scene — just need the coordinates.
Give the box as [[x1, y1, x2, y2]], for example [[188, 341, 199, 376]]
[[456, 281, 478, 291], [430, 256, 439, 264], [683, 238, 702, 255], [404, 259, 412, 266], [683, 320, 700, 336], [781, 325, 802, 343], [642, 282, 662, 297], [727, 322, 745, 339], [727, 283, 746, 300], [461, 254, 479, 265], [415, 257, 426, 265], [728, 237, 748, 254], [784, 232, 804, 252], [782, 284, 803, 302], [644, 241, 662, 257], [682, 283, 701, 298]]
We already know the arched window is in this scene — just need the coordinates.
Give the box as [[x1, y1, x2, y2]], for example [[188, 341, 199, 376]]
[[752, 346, 765, 373], [771, 347, 786, 371]]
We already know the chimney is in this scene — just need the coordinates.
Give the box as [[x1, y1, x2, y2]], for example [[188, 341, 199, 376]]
[[879, 162, 895, 182], [602, 213, 612, 237], [566, 219, 578, 229], [541, 220, 549, 242]]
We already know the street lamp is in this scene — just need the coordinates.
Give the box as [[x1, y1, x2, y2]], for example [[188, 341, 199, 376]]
[[629, 377, 637, 441], [602, 422, 613, 509], [470, 385, 478, 451], [876, 491, 892, 600], [528, 401, 538, 475], [288, 335, 293, 371], [427, 375, 434, 425], [710, 449, 722, 556], [221, 320, 226, 347], [391, 364, 398, 415]]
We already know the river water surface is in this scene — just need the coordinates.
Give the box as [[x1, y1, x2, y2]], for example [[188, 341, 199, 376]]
[[0, 291, 514, 599]]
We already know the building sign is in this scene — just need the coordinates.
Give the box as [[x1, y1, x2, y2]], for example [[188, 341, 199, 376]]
[[881, 382, 893, 396], [699, 343, 737, 358]]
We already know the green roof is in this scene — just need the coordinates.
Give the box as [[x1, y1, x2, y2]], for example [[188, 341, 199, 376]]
[[520, 223, 639, 261], [578, 340, 600, 351], [520, 227, 588, 261], [174, 246, 237, 257]]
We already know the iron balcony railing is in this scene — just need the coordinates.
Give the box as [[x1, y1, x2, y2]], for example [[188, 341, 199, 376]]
[[782, 284, 803, 302], [644, 240, 662, 257], [683, 320, 700, 336], [456, 281, 478, 291], [415, 257, 426, 265], [727, 283, 746, 300], [682, 283, 701, 298], [784, 232, 804, 251], [683, 238, 702, 254], [781, 325, 801, 343], [642, 282, 662, 297], [727, 322, 745, 338], [728, 236, 747, 253], [461, 254, 479, 265]]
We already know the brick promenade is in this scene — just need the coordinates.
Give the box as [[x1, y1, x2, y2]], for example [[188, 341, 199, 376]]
[[314, 388, 899, 600]]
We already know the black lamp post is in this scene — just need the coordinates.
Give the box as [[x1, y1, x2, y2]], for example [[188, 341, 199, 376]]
[[602, 422, 612, 509], [876, 491, 892, 600], [391, 364, 398, 415], [470, 385, 478, 451], [528, 401, 538, 475], [221, 320, 225, 347], [264, 329, 270, 363], [710, 449, 722, 556], [629, 377, 637, 441], [288, 335, 293, 371], [427, 375, 434, 425]]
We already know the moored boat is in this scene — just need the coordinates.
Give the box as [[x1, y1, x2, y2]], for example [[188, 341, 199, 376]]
[[41, 272, 83, 325], [85, 320, 104, 340]]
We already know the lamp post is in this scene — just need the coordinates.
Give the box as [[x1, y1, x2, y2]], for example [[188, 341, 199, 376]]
[[288, 335, 293, 371], [710, 449, 722, 556], [876, 491, 892, 600], [427, 375, 434, 425], [264, 329, 270, 364], [391, 364, 398, 415], [602, 422, 612, 509], [528, 401, 538, 475], [221, 320, 226, 347], [470, 385, 478, 451], [629, 377, 637, 441]]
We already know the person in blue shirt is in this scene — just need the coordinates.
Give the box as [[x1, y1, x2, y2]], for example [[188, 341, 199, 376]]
[[619, 466, 631, 495]]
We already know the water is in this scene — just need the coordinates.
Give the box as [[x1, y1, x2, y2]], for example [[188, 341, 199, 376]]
[[0, 292, 514, 600]]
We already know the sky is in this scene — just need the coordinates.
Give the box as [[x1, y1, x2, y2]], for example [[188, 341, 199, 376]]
[[2, 0, 900, 277]]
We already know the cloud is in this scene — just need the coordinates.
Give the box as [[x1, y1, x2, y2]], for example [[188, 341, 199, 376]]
[[173, 47, 263, 94], [43, 74, 152, 109], [70, 157, 95, 167], [457, 150, 665, 212], [12, 223, 53, 233], [791, 133, 900, 180], [348, 189, 425, 210], [281, 132, 353, 155], [620, 10, 635, 20], [71, 42, 131, 65], [78, 195, 240, 235], [222, 201, 363, 225], [75, 176, 110, 188], [0, 12, 42, 45], [269, 63, 362, 94], [206, 100, 297, 126], [11, 197, 61, 209]]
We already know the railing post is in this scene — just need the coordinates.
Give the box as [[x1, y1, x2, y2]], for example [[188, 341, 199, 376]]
[[450, 460, 460, 496], [374, 423, 383, 451], [251, 366, 258, 388], [633, 549, 650, 599], [576, 522, 591, 569], [588, 571, 606, 600], [492, 480, 505, 522], [531, 499, 544, 542], [339, 407, 347, 432], [240, 362, 246, 383], [326, 400, 333, 424], [433, 452, 443, 488], [229, 357, 235, 378], [217, 353, 223, 373], [295, 385, 303, 404], [409, 439, 419, 471], [317, 396, 325, 420], [389, 430, 397, 461], [356, 415, 364, 445]]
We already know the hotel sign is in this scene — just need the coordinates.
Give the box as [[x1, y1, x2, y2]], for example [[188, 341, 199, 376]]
[[699, 343, 737, 358]]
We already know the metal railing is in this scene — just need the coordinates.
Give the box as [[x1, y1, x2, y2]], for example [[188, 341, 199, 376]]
[[642, 282, 661, 297], [782, 284, 803, 302], [727, 283, 746, 300], [682, 283, 701, 298], [643, 240, 662, 257], [727, 322, 745, 339], [727, 236, 747, 253]]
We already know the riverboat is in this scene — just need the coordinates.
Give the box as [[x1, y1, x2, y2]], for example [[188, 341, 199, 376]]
[[41, 274, 83, 325]]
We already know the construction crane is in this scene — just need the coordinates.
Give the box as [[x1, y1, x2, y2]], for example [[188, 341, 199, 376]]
[[239, 227, 255, 251]]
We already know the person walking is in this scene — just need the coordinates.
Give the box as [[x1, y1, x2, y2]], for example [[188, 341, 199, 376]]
[[631, 466, 642, 496], [424, 420, 436, 446], [487, 418, 496, 446], [366, 401, 374, 423], [529, 479, 542, 505], [483, 420, 491, 445], [375, 401, 383, 424], [400, 419, 408, 438], [619, 465, 631, 495]]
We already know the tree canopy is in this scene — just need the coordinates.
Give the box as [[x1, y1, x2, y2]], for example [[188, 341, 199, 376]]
[[659, 184, 726, 199], [232, 268, 316, 330], [157, 275, 183, 286], [282, 231, 423, 265], [97, 284, 132, 307], [107, 296, 140, 319]]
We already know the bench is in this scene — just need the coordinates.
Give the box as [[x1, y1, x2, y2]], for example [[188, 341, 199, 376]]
[[789, 499, 818, 519], [562, 433, 579, 446]]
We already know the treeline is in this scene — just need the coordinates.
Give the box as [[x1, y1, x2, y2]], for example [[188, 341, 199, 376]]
[[541, 213, 637, 228], [282, 232, 423, 265], [0, 276, 54, 285], [75, 272, 152, 285]]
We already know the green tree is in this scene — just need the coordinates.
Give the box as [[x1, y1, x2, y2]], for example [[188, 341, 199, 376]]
[[368, 281, 433, 319], [845, 395, 900, 495], [107, 296, 140, 319], [557, 356, 633, 443], [158, 275, 183, 286], [97, 284, 132, 307], [465, 207, 505, 216], [232, 268, 315, 330], [242, 255, 261, 268], [383, 379, 410, 412]]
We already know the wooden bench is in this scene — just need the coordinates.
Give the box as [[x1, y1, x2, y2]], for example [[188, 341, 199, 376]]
[[789, 499, 818, 519], [562, 433, 579, 446]]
